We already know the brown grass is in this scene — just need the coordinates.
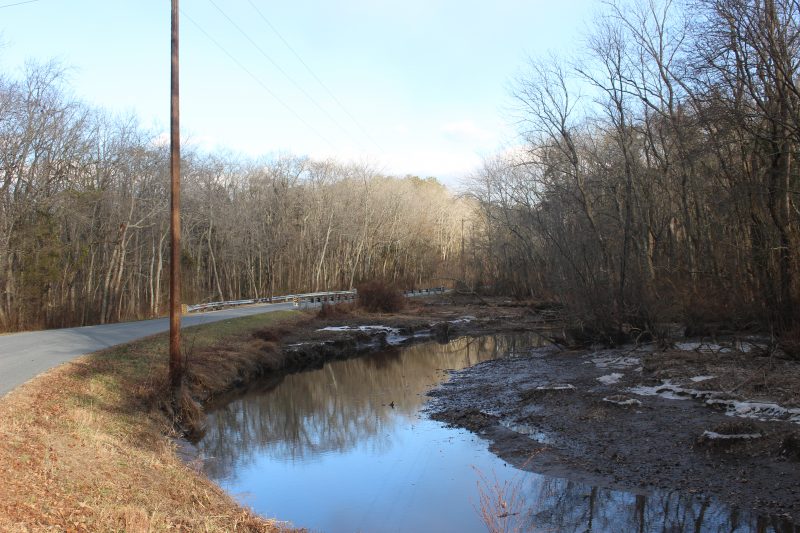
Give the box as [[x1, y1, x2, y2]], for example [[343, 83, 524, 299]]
[[0, 310, 304, 532]]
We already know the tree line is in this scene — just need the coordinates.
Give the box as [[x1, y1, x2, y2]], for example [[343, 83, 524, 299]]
[[467, 0, 800, 339], [0, 62, 468, 332]]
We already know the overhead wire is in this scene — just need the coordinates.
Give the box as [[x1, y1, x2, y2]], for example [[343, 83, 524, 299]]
[[181, 9, 338, 151], [244, 0, 385, 153], [0, 0, 40, 9], [206, 0, 368, 152]]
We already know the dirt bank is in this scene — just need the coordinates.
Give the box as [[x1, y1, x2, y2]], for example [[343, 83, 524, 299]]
[[426, 339, 800, 525]]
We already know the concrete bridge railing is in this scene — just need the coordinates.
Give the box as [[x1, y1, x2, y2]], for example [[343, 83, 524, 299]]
[[186, 286, 448, 313]]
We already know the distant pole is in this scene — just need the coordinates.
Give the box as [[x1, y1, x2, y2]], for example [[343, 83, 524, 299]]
[[460, 217, 465, 284], [169, 0, 182, 391]]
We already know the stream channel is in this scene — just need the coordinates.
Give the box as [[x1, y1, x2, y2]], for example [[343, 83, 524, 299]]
[[196, 333, 790, 532]]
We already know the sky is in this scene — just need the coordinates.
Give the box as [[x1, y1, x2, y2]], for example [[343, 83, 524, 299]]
[[0, 0, 596, 186]]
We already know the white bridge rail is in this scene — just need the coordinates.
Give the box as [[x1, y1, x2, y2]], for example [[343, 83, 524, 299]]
[[186, 287, 447, 313]]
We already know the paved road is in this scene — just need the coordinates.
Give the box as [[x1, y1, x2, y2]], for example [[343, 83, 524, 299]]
[[0, 301, 299, 397]]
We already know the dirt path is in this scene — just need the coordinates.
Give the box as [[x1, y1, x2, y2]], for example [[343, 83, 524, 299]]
[[426, 342, 800, 525]]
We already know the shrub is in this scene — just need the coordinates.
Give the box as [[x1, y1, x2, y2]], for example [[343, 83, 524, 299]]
[[356, 280, 405, 313]]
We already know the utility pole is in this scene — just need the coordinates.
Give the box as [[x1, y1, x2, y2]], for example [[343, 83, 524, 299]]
[[460, 217, 465, 285], [169, 0, 182, 392]]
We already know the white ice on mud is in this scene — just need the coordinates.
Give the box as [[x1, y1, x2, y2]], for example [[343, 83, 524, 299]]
[[597, 373, 624, 385], [602, 396, 642, 407], [700, 430, 762, 441], [449, 316, 477, 325], [674, 339, 766, 353], [629, 380, 800, 424], [536, 384, 576, 391], [589, 355, 641, 369], [317, 325, 407, 345]]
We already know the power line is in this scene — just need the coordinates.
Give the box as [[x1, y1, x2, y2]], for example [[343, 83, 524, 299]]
[[0, 0, 40, 9], [181, 9, 337, 151], [206, 0, 367, 151], [245, 0, 385, 153]]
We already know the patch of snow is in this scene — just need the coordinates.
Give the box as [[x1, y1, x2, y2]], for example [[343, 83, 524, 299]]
[[690, 375, 715, 383], [674, 342, 729, 353], [449, 315, 477, 325], [535, 384, 575, 391], [597, 373, 624, 385], [627, 381, 724, 401], [629, 380, 800, 425], [603, 396, 642, 407], [706, 399, 800, 424], [590, 355, 641, 369], [700, 430, 762, 441], [317, 325, 408, 345]]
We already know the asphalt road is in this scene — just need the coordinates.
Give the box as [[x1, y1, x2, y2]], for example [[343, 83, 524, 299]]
[[0, 301, 298, 397]]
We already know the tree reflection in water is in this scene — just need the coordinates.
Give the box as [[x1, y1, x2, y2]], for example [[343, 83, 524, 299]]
[[197, 333, 797, 532], [510, 475, 797, 532], [199, 333, 545, 481]]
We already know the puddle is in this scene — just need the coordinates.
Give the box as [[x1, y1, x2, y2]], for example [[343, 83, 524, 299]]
[[195, 333, 796, 532]]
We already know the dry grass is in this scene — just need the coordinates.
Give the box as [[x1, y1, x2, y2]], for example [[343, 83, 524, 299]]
[[473, 467, 529, 533], [0, 310, 303, 532]]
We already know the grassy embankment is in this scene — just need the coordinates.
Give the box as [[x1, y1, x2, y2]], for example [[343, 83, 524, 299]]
[[0, 309, 310, 532]]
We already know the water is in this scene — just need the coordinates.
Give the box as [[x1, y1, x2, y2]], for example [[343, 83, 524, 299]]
[[196, 334, 796, 533]]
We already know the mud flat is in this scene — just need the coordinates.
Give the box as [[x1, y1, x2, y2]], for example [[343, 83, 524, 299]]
[[426, 340, 800, 525]]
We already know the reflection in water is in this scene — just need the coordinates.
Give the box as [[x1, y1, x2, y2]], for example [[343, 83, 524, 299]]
[[512, 476, 797, 532], [198, 334, 797, 533], [200, 333, 544, 480]]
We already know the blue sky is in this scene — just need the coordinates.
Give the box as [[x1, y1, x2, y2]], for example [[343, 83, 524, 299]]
[[0, 0, 596, 185]]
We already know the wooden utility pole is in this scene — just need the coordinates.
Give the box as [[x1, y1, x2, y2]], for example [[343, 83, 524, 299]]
[[169, 0, 182, 391], [460, 217, 465, 284]]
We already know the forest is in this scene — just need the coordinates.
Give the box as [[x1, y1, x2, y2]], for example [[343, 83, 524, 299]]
[[466, 0, 800, 343], [0, 64, 468, 331], [3, 0, 799, 346]]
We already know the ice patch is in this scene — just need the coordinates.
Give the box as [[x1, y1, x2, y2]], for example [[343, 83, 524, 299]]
[[690, 375, 715, 382], [590, 355, 641, 369], [706, 399, 800, 424], [603, 396, 642, 407], [675, 342, 728, 353], [597, 373, 624, 385], [449, 315, 477, 325], [674, 340, 767, 354], [317, 325, 407, 345], [535, 384, 575, 391], [629, 381, 800, 424], [700, 430, 762, 441]]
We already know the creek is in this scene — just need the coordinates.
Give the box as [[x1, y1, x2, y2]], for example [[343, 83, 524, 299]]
[[196, 333, 790, 532]]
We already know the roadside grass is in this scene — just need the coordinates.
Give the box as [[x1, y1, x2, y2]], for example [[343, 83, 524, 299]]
[[0, 310, 304, 532]]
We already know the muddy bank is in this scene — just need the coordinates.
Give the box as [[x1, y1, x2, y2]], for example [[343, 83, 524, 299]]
[[426, 341, 800, 525]]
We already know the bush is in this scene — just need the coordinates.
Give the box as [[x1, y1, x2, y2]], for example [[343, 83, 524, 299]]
[[356, 280, 405, 313]]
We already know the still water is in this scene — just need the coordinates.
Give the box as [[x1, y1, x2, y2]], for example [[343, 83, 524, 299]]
[[197, 334, 794, 533]]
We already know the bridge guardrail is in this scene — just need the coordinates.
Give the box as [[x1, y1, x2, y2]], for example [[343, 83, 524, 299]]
[[186, 286, 448, 313]]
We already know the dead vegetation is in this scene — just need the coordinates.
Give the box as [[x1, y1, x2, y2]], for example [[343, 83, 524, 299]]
[[355, 281, 406, 313]]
